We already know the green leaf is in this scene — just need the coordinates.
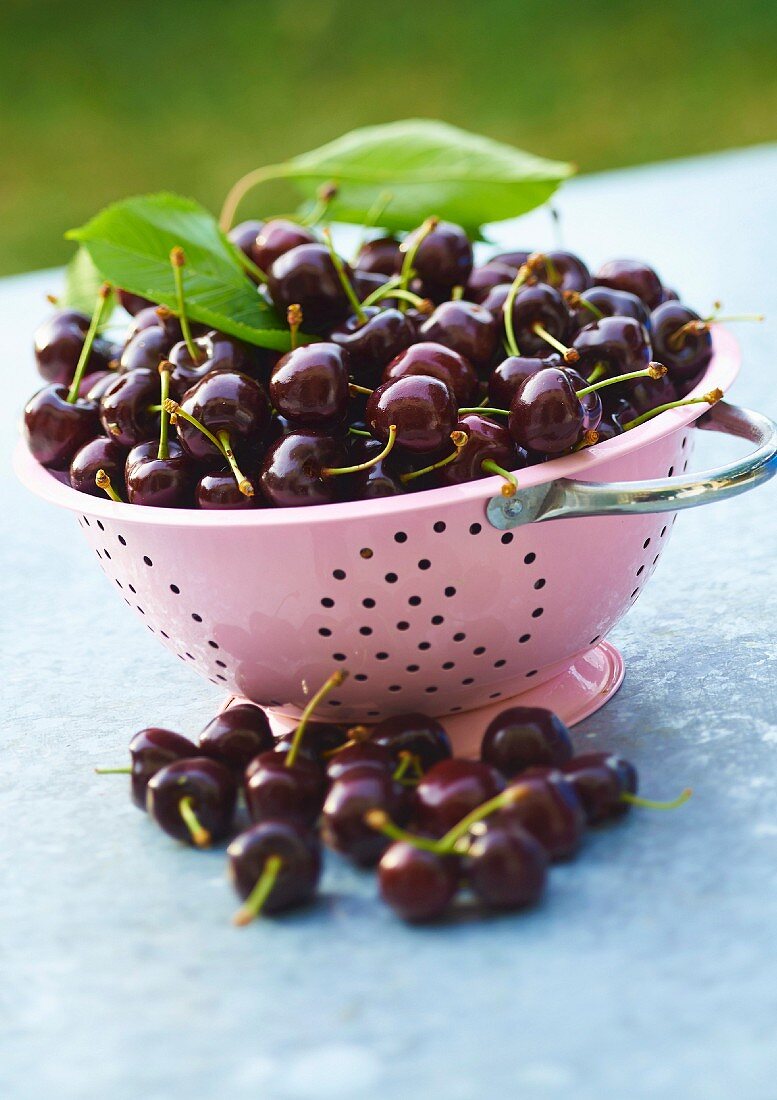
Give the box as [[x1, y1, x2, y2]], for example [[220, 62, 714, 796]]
[[67, 193, 296, 351], [228, 120, 574, 235], [61, 246, 117, 317]]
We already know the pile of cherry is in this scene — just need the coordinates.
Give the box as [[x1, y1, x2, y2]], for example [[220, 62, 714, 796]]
[[23, 213, 739, 508], [97, 670, 690, 924]]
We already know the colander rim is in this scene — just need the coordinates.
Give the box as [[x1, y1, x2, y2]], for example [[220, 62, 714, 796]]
[[15, 328, 739, 528]]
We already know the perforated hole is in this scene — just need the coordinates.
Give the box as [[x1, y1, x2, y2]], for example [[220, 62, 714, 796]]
[[215, 660, 226, 669], [667, 466, 674, 477], [660, 525, 668, 537], [636, 565, 644, 576], [208, 640, 219, 649], [526, 670, 538, 678], [394, 531, 407, 543], [631, 588, 640, 599], [96, 520, 104, 531], [333, 652, 346, 661], [143, 555, 153, 567], [418, 642, 431, 651], [161, 631, 169, 640], [442, 661, 455, 670], [519, 633, 531, 643], [524, 552, 536, 564], [136, 606, 145, 615], [453, 632, 466, 642], [355, 673, 368, 682], [462, 677, 474, 685], [385, 572, 398, 584], [359, 626, 373, 636], [333, 569, 346, 580], [643, 538, 651, 549], [83, 516, 89, 526], [418, 559, 431, 570], [501, 533, 513, 545], [534, 578, 546, 590], [360, 548, 373, 559], [590, 635, 600, 645], [531, 607, 544, 618], [191, 613, 202, 622], [115, 579, 122, 589], [408, 595, 421, 606], [469, 523, 482, 535], [406, 664, 419, 673], [489, 692, 502, 699], [170, 584, 180, 594], [128, 584, 136, 594], [425, 686, 438, 694], [431, 615, 444, 625], [376, 652, 389, 660], [473, 646, 486, 655], [396, 621, 410, 631], [433, 521, 446, 533], [362, 598, 376, 608], [388, 685, 402, 692], [185, 651, 194, 660], [118, 535, 126, 546], [444, 586, 456, 597], [367, 710, 380, 717], [319, 627, 332, 637], [494, 659, 506, 668], [321, 597, 334, 608]]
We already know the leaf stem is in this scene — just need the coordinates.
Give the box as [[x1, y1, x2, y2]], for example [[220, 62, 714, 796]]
[[66, 283, 112, 403]]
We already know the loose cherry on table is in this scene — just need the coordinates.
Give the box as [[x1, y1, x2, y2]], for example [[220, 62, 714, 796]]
[[481, 706, 574, 777], [561, 752, 638, 824], [369, 713, 453, 771], [322, 763, 410, 866], [198, 703, 274, 773], [464, 818, 548, 909], [377, 841, 460, 922], [229, 819, 322, 925], [413, 759, 506, 837], [499, 769, 587, 860], [147, 756, 237, 847], [95, 726, 198, 809]]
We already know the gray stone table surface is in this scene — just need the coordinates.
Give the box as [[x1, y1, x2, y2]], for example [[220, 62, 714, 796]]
[[2, 146, 776, 1100]]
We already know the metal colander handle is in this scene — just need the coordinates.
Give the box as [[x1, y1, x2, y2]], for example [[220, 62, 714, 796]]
[[486, 401, 777, 530]]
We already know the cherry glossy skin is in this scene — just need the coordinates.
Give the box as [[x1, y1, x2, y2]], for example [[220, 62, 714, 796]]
[[565, 368, 603, 434], [147, 757, 237, 845], [228, 219, 265, 266], [532, 250, 591, 294], [595, 258, 663, 309], [330, 307, 415, 375], [488, 354, 561, 407], [228, 820, 321, 914], [24, 384, 99, 469], [34, 309, 114, 385], [322, 765, 409, 866], [437, 413, 525, 488], [508, 367, 585, 455], [253, 218, 317, 273], [346, 437, 406, 500], [99, 368, 160, 446], [125, 306, 182, 345], [326, 742, 394, 783], [573, 316, 652, 378], [623, 371, 678, 416], [561, 752, 638, 824], [481, 706, 574, 778], [366, 374, 458, 454], [504, 284, 571, 356], [465, 262, 516, 304], [198, 704, 274, 772], [383, 341, 478, 405], [127, 727, 198, 810], [399, 220, 473, 291], [487, 249, 531, 273], [245, 751, 325, 826], [413, 759, 505, 838], [500, 770, 586, 860], [267, 243, 353, 332], [270, 343, 350, 427], [273, 722, 348, 768], [354, 236, 402, 276], [464, 820, 548, 909], [259, 430, 347, 507], [378, 842, 460, 922], [196, 469, 258, 509], [70, 435, 128, 497], [168, 332, 265, 398], [117, 289, 154, 315], [568, 286, 651, 333], [370, 713, 453, 771], [126, 441, 194, 508], [119, 326, 174, 373], [419, 301, 499, 373], [650, 301, 712, 381], [176, 370, 271, 461]]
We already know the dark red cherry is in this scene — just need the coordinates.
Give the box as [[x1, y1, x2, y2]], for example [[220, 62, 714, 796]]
[[370, 713, 453, 771], [196, 469, 258, 509], [398, 220, 473, 291], [488, 355, 560, 408], [480, 282, 511, 319], [378, 842, 460, 922], [126, 441, 194, 507], [481, 706, 574, 778], [322, 765, 409, 866], [259, 430, 347, 507], [70, 435, 128, 497], [119, 326, 174, 373], [270, 343, 350, 427], [564, 368, 603, 433], [99, 368, 159, 446], [383, 341, 478, 405], [464, 820, 548, 909], [24, 384, 99, 469], [346, 437, 407, 500], [267, 243, 352, 332], [228, 820, 321, 917], [487, 250, 531, 273], [125, 306, 182, 345], [34, 309, 114, 385], [561, 752, 638, 824], [253, 219, 317, 273], [273, 721, 348, 768], [595, 258, 663, 309], [659, 286, 680, 303], [168, 332, 266, 398], [245, 751, 325, 826], [531, 250, 591, 293], [465, 262, 516, 304], [418, 300, 499, 373], [413, 759, 505, 838], [650, 302, 713, 381], [176, 371, 271, 461], [573, 316, 652, 378], [228, 219, 265, 267], [508, 367, 585, 455], [567, 286, 651, 333], [366, 374, 458, 454], [330, 307, 415, 375], [436, 413, 525, 488], [147, 757, 237, 846], [198, 704, 274, 773], [504, 284, 571, 356], [351, 269, 393, 305], [326, 742, 394, 783], [85, 370, 121, 403], [623, 370, 678, 416], [127, 727, 198, 810], [499, 770, 586, 860], [354, 236, 402, 276], [117, 288, 154, 315]]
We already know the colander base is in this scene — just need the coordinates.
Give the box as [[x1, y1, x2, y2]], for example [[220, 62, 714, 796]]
[[224, 641, 625, 759]]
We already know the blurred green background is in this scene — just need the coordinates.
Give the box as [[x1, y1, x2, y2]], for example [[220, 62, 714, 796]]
[[3, 0, 776, 276]]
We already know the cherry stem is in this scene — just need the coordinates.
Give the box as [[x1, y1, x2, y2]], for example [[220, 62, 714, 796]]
[[349, 382, 374, 396], [451, 285, 464, 301], [352, 190, 394, 258], [287, 304, 302, 351], [481, 459, 518, 497], [179, 796, 210, 848], [216, 430, 254, 498], [94, 766, 130, 774], [300, 181, 338, 227], [669, 313, 764, 349], [95, 469, 123, 503], [502, 265, 530, 357], [232, 854, 283, 926], [527, 250, 558, 286], [392, 751, 423, 786], [322, 425, 397, 477], [400, 431, 469, 484], [360, 275, 401, 308], [576, 363, 666, 397], [164, 400, 223, 453], [66, 283, 112, 403], [398, 216, 439, 312], [565, 291, 604, 320], [285, 670, 348, 769], [572, 429, 600, 451], [622, 389, 723, 431], [219, 162, 287, 231], [457, 406, 509, 417], [158, 362, 171, 461], [437, 786, 528, 853], [621, 787, 692, 811], [322, 228, 366, 323], [170, 248, 204, 365], [363, 810, 443, 854], [235, 249, 268, 285], [369, 286, 430, 311], [532, 322, 579, 363], [348, 426, 371, 438], [586, 362, 608, 385]]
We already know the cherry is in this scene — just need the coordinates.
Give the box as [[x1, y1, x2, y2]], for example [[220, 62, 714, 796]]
[[81, 370, 119, 402], [267, 243, 353, 332], [346, 436, 407, 500], [125, 304, 182, 344], [499, 770, 586, 860], [480, 282, 511, 319], [259, 430, 348, 507], [227, 219, 265, 265], [418, 300, 499, 373], [198, 703, 274, 773], [366, 374, 458, 454], [378, 842, 460, 922], [322, 765, 409, 866], [120, 326, 176, 373], [174, 369, 270, 483], [351, 269, 393, 305], [503, 283, 572, 357], [34, 309, 114, 385], [99, 367, 160, 446], [370, 713, 452, 771], [252, 219, 317, 273], [595, 258, 663, 309], [464, 262, 516, 304], [229, 820, 321, 924], [330, 307, 415, 375], [413, 759, 505, 837], [436, 413, 525, 490], [464, 819, 548, 909], [650, 301, 713, 381], [487, 250, 531, 273], [566, 286, 651, 332], [573, 316, 653, 379], [397, 219, 473, 293], [273, 721, 348, 768], [24, 384, 99, 469], [95, 727, 198, 809], [529, 250, 591, 294], [659, 286, 680, 303], [147, 757, 237, 847], [488, 354, 560, 407], [168, 331, 265, 398], [624, 370, 678, 416], [69, 436, 128, 497], [196, 469, 259, 510], [561, 752, 638, 824], [126, 367, 195, 507], [383, 341, 478, 405], [481, 706, 574, 778], [326, 741, 394, 783], [564, 368, 603, 434], [354, 236, 402, 276], [508, 367, 587, 455], [117, 288, 154, 315], [270, 343, 350, 427]]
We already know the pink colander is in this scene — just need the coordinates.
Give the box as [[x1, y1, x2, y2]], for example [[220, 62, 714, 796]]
[[14, 330, 777, 751]]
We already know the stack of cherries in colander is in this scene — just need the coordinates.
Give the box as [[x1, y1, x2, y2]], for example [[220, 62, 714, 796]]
[[97, 671, 690, 924], [25, 215, 735, 509]]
